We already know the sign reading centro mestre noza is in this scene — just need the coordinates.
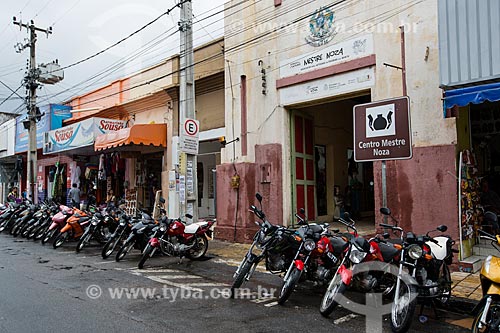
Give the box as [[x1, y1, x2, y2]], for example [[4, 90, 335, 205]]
[[354, 96, 412, 162]]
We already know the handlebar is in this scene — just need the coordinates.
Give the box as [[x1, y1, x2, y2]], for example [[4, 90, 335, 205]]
[[379, 223, 403, 232]]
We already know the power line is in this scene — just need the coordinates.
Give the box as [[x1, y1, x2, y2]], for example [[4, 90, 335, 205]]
[[54, 0, 188, 73]]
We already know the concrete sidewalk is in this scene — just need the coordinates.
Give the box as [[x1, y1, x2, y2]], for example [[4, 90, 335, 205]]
[[451, 271, 482, 302]]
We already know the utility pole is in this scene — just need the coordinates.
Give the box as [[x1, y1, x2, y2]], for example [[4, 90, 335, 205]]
[[13, 18, 52, 203], [178, 0, 198, 222]]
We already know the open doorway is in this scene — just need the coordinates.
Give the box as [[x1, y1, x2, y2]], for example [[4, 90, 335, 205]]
[[290, 93, 375, 234]]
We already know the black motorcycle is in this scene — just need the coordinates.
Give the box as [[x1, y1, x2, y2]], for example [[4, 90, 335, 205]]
[[115, 210, 157, 262], [76, 207, 118, 252], [0, 201, 28, 233], [231, 193, 295, 297], [102, 210, 133, 259]]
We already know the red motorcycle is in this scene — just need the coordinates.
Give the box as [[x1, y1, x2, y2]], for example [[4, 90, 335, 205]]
[[138, 204, 215, 269], [277, 209, 346, 305], [319, 213, 401, 317]]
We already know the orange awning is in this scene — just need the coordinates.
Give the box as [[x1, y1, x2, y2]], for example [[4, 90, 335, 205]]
[[94, 124, 167, 151]]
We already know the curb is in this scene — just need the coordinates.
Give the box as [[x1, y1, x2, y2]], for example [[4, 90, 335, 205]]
[[448, 296, 478, 315]]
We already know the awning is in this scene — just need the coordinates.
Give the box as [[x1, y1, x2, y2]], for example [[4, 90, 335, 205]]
[[444, 82, 500, 110], [94, 124, 167, 151]]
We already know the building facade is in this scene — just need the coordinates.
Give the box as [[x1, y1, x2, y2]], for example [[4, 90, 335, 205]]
[[216, 0, 460, 244]]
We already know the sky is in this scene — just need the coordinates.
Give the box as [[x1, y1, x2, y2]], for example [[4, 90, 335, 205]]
[[0, 0, 225, 115]]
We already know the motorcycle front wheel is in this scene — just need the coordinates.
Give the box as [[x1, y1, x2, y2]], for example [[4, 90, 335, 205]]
[[42, 228, 57, 245], [436, 264, 452, 307], [277, 266, 302, 305], [390, 281, 417, 333], [186, 234, 208, 260], [53, 232, 69, 249], [472, 301, 500, 333], [231, 256, 256, 298], [138, 244, 154, 269], [115, 238, 135, 262], [320, 271, 347, 317], [76, 230, 92, 252], [102, 236, 120, 259]]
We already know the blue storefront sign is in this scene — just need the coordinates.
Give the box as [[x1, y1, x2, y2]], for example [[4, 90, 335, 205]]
[[14, 104, 72, 154]]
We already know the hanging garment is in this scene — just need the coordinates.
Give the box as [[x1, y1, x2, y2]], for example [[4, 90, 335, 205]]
[[98, 154, 106, 180]]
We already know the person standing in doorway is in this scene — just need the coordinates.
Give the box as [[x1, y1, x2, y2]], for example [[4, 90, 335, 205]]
[[106, 189, 116, 207], [68, 183, 81, 208]]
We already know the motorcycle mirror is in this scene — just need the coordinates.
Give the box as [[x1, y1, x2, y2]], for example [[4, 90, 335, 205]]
[[159, 197, 166, 204], [185, 214, 193, 219], [255, 193, 263, 203], [437, 225, 448, 232], [380, 207, 391, 216], [383, 232, 390, 239], [299, 208, 305, 214], [343, 212, 350, 219]]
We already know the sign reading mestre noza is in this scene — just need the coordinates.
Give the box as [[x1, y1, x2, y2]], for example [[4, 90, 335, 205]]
[[353, 96, 412, 162]]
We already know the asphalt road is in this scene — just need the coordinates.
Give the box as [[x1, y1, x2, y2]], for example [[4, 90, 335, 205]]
[[0, 235, 471, 333]]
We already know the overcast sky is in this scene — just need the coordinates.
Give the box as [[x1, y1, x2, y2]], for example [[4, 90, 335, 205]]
[[0, 0, 225, 114]]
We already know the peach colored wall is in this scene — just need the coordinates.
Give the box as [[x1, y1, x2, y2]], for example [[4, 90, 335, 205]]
[[216, 143, 283, 243]]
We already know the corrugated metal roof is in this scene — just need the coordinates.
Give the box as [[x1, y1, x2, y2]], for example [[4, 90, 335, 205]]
[[439, 0, 500, 89]]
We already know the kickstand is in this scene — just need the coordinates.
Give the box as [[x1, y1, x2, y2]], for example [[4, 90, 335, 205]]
[[178, 256, 184, 264]]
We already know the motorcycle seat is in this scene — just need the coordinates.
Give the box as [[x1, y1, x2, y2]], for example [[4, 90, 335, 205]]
[[308, 224, 324, 234], [379, 242, 399, 262]]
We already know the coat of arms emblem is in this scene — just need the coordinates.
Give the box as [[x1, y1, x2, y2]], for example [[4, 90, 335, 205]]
[[305, 7, 336, 47]]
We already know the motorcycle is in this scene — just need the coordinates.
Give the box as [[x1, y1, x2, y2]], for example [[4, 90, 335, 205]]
[[319, 212, 401, 317], [471, 229, 500, 332], [10, 202, 37, 237], [277, 210, 342, 305], [378, 207, 455, 333], [231, 193, 295, 297], [0, 201, 27, 233], [138, 207, 215, 269], [76, 207, 118, 252], [115, 209, 157, 262], [30, 203, 60, 241], [102, 210, 133, 259], [41, 205, 74, 245], [53, 208, 91, 249]]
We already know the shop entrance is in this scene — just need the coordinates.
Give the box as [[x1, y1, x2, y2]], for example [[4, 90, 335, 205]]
[[457, 101, 500, 246], [290, 94, 375, 232]]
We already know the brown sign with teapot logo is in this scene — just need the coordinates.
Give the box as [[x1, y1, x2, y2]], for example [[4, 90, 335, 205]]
[[353, 96, 412, 162]]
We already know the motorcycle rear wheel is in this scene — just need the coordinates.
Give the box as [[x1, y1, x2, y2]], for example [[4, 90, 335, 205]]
[[390, 281, 417, 333], [320, 272, 347, 317], [186, 235, 208, 260], [472, 302, 500, 333], [278, 266, 302, 305]]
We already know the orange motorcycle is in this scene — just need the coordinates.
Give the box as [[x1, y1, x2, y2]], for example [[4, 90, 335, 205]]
[[53, 208, 91, 249]]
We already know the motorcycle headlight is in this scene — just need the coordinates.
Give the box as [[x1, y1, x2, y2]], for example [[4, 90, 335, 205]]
[[92, 221, 98, 226], [349, 248, 367, 264], [160, 226, 166, 232], [304, 239, 316, 252], [407, 244, 423, 260]]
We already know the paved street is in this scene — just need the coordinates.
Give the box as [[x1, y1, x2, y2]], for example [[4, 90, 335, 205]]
[[0, 235, 471, 333]]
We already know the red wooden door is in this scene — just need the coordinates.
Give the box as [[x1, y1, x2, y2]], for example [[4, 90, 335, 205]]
[[292, 113, 316, 221]]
